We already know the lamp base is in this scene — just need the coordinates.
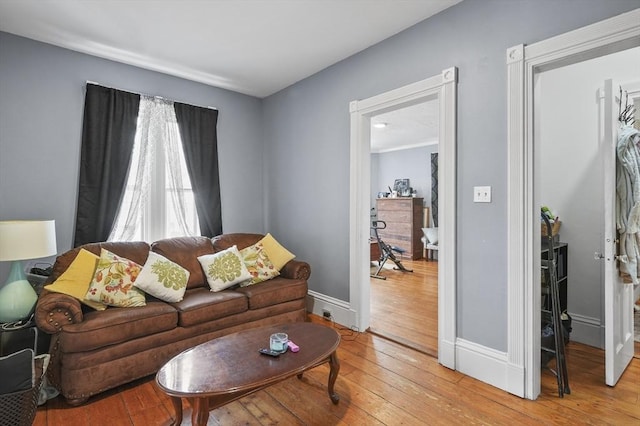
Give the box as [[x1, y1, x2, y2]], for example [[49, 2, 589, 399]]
[[0, 261, 38, 323]]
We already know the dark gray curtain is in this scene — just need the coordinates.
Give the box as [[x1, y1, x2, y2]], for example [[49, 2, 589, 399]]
[[431, 152, 438, 227], [73, 84, 140, 246], [173, 103, 222, 237]]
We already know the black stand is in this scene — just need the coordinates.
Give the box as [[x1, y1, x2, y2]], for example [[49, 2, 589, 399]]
[[541, 212, 570, 397]]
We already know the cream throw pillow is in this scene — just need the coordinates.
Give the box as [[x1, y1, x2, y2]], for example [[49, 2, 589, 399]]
[[422, 227, 439, 245], [85, 248, 146, 307], [259, 233, 295, 270], [134, 252, 189, 302], [198, 245, 252, 292], [239, 242, 279, 286], [44, 248, 107, 311]]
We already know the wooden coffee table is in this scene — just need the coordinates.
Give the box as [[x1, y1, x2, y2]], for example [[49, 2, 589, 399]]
[[156, 322, 341, 426]]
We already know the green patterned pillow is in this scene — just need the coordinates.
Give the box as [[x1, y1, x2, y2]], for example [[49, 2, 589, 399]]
[[134, 252, 189, 302], [85, 248, 146, 307], [198, 245, 252, 292], [239, 242, 279, 286]]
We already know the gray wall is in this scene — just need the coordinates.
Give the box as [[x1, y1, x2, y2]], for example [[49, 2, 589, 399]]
[[1, 1, 637, 353], [262, 0, 639, 351], [0, 32, 264, 278], [371, 145, 437, 211]]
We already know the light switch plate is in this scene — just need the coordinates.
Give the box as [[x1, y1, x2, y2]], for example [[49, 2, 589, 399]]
[[473, 186, 491, 203]]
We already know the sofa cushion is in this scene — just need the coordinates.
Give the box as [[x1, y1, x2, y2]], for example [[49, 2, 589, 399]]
[[170, 287, 248, 327], [239, 242, 279, 286], [85, 248, 146, 308], [59, 301, 177, 353], [134, 252, 189, 303], [234, 276, 307, 310], [44, 248, 107, 311], [151, 236, 215, 289], [211, 233, 262, 251], [198, 246, 252, 292]]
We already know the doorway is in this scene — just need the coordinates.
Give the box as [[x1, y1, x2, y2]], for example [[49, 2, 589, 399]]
[[506, 9, 640, 399], [368, 101, 439, 356], [349, 68, 457, 369], [537, 47, 640, 391]]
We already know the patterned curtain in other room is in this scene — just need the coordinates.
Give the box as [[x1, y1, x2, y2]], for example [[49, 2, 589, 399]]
[[431, 152, 438, 227]]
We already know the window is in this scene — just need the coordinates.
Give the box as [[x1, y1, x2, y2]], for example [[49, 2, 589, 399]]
[[109, 97, 199, 242], [74, 83, 221, 246]]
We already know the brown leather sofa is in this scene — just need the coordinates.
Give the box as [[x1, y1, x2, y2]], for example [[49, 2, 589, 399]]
[[34, 233, 309, 405]]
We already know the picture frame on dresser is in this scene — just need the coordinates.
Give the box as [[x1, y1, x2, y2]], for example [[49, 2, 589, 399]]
[[393, 178, 410, 196]]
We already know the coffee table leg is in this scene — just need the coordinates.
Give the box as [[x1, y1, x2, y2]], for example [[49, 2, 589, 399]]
[[328, 351, 340, 404], [170, 397, 183, 425], [192, 397, 210, 426]]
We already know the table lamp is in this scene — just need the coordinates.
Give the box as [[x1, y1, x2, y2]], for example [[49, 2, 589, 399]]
[[0, 220, 57, 323]]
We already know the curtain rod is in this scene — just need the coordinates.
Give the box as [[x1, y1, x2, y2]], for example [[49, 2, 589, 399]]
[[85, 81, 218, 111]]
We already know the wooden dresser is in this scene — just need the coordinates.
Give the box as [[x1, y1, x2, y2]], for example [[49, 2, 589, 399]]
[[376, 197, 423, 260]]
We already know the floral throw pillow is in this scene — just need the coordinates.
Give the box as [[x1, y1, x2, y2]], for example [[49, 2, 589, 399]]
[[85, 248, 146, 307], [239, 242, 279, 286], [198, 245, 252, 292], [134, 252, 190, 303]]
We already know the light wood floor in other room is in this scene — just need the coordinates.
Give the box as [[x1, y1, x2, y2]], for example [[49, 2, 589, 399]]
[[369, 258, 437, 356], [34, 315, 639, 425]]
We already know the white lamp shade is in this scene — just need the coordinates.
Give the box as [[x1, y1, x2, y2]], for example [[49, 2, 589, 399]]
[[0, 220, 57, 261]]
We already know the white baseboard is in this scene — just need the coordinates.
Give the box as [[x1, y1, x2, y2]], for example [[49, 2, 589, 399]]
[[438, 338, 455, 370], [453, 313, 604, 397], [306, 290, 356, 328], [567, 312, 603, 349], [455, 338, 510, 394], [305, 293, 617, 399], [308, 291, 518, 397]]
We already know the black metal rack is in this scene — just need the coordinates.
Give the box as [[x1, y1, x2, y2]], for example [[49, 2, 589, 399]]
[[541, 211, 570, 397]]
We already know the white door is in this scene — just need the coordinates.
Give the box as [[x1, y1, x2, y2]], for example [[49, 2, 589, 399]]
[[602, 78, 635, 386]]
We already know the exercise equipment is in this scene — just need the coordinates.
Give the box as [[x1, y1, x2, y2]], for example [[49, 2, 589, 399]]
[[370, 220, 413, 280]]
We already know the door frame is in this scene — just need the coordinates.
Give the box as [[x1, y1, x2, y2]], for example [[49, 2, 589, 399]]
[[349, 68, 457, 368], [506, 9, 640, 399]]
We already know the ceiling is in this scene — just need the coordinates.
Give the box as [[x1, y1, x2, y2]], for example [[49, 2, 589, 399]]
[[0, 0, 461, 98], [371, 100, 439, 153]]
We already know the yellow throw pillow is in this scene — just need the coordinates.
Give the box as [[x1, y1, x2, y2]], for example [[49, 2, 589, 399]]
[[259, 233, 295, 270], [44, 249, 107, 311]]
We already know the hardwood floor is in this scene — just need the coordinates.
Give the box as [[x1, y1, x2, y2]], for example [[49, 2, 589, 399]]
[[635, 304, 640, 358], [34, 314, 639, 425], [369, 258, 437, 356]]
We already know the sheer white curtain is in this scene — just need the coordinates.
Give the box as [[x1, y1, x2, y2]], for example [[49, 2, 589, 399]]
[[109, 97, 154, 242], [164, 111, 195, 239], [109, 96, 198, 242]]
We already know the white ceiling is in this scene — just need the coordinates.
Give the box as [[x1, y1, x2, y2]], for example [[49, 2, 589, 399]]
[[371, 100, 439, 153], [0, 0, 461, 98]]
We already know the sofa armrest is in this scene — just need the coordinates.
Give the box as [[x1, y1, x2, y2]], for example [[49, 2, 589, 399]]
[[35, 290, 84, 334], [279, 260, 311, 281]]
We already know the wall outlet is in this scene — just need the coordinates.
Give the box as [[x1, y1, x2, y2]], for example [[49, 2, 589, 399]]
[[473, 186, 491, 203], [322, 309, 332, 320]]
